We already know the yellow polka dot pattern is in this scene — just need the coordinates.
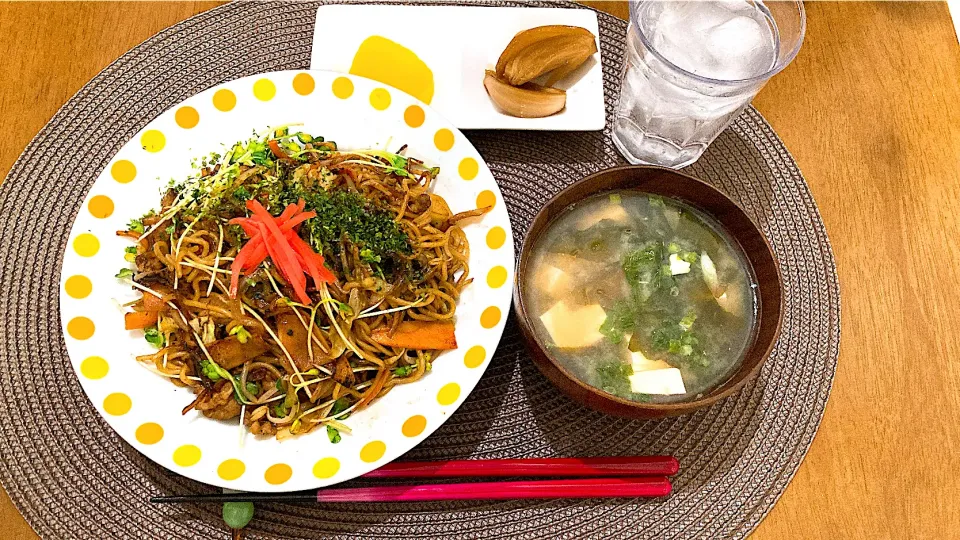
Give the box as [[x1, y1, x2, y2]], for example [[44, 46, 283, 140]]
[[369, 88, 391, 110], [486, 226, 506, 249], [332, 77, 354, 99], [360, 441, 386, 463], [404, 105, 425, 128], [103, 392, 131, 416], [313, 457, 340, 479], [486, 266, 507, 288], [73, 233, 99, 257], [458, 158, 479, 180], [253, 78, 276, 101], [402, 415, 427, 437], [173, 444, 201, 467], [464, 346, 486, 369], [175, 106, 199, 129], [140, 130, 165, 153], [80, 356, 109, 379], [264, 463, 292, 485], [135, 422, 163, 445], [88, 195, 114, 218], [434, 128, 454, 151], [480, 306, 501, 329], [292, 72, 315, 96], [213, 89, 236, 111], [476, 190, 496, 210], [437, 383, 461, 406], [218, 459, 246, 481], [110, 160, 136, 183], [65, 275, 92, 299], [67, 317, 95, 340]]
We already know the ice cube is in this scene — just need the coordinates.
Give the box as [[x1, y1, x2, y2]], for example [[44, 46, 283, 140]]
[[705, 16, 772, 78]]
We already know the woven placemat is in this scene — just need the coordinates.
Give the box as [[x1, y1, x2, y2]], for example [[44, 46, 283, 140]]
[[0, 1, 839, 538]]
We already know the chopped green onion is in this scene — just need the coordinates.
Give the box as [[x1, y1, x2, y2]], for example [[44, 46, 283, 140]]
[[124, 246, 137, 262], [393, 365, 413, 377], [115, 268, 134, 279], [127, 218, 145, 234], [245, 382, 260, 396], [609, 193, 622, 204], [667, 242, 681, 254], [680, 251, 698, 263]]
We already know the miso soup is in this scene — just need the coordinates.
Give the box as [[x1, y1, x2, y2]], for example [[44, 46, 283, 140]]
[[524, 191, 757, 403]]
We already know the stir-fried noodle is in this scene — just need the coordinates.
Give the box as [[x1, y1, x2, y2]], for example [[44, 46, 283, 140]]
[[118, 128, 489, 440]]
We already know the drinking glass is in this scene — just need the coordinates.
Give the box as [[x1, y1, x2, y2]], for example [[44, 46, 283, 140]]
[[612, 0, 805, 168]]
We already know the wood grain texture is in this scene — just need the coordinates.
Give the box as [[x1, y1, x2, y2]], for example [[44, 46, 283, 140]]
[[1, 2, 958, 539]]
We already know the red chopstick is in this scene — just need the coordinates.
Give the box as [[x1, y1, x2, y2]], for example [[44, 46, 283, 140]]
[[315, 477, 671, 502], [362, 456, 679, 479]]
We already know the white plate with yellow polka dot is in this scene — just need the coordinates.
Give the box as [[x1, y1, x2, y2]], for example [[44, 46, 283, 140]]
[[59, 70, 513, 492]]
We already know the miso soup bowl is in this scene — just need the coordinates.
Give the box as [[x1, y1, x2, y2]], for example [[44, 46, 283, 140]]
[[513, 166, 784, 418]]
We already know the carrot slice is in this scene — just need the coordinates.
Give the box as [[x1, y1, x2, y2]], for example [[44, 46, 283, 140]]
[[371, 321, 458, 350], [124, 311, 158, 330], [142, 291, 167, 311]]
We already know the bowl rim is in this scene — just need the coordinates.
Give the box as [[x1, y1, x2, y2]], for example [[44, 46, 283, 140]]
[[513, 165, 784, 415]]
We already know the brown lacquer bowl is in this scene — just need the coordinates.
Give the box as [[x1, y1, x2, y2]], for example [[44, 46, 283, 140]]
[[513, 166, 784, 418]]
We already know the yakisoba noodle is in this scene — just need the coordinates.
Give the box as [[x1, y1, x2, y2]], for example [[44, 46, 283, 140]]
[[118, 128, 489, 440]]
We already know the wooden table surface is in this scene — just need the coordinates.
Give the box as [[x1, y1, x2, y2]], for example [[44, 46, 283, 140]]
[[2, 2, 958, 538]]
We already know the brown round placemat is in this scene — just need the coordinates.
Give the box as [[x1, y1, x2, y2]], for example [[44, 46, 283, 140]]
[[0, 1, 839, 538]]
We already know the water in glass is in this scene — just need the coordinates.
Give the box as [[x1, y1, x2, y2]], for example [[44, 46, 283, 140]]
[[613, 0, 783, 168]]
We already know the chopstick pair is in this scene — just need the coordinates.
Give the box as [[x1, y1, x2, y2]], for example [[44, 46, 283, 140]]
[[151, 456, 678, 504]]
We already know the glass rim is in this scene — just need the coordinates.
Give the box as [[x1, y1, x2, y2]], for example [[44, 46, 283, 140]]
[[632, 0, 807, 86]]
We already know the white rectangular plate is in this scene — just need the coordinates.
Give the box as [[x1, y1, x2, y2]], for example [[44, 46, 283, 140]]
[[311, 5, 605, 130]]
